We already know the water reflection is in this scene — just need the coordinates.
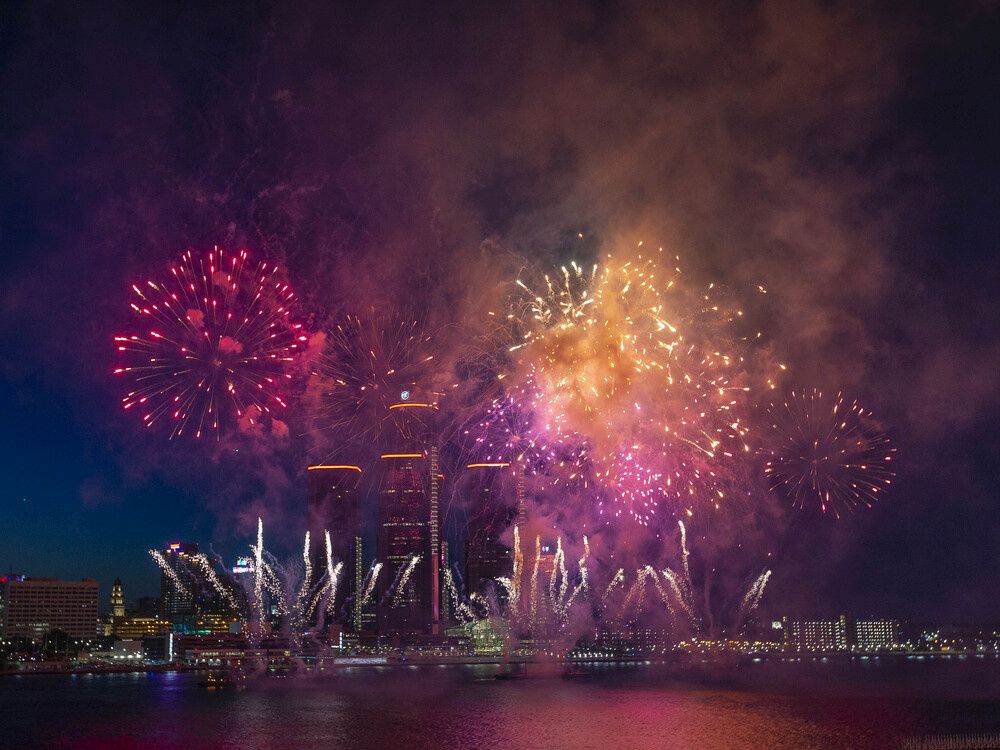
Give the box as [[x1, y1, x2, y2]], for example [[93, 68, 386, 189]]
[[3, 660, 999, 749]]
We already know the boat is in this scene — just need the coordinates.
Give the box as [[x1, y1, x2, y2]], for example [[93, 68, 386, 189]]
[[198, 670, 244, 687]]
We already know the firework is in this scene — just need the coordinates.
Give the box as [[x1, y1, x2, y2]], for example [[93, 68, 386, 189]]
[[149, 550, 191, 599], [392, 555, 422, 608], [466, 386, 589, 488], [738, 569, 772, 626], [292, 531, 313, 623], [191, 553, 241, 612], [114, 248, 306, 439], [308, 311, 441, 447], [529, 535, 542, 627], [561, 536, 590, 614], [442, 567, 476, 623], [645, 564, 678, 619], [359, 562, 383, 610], [763, 389, 896, 515], [509, 526, 523, 621], [501, 249, 767, 525], [323, 530, 342, 618], [252, 518, 265, 636], [603, 568, 625, 601]]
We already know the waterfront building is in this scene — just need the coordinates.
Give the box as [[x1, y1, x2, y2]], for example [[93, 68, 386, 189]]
[[307, 463, 364, 629], [0, 576, 99, 640], [159, 542, 200, 622], [110, 578, 125, 619], [78, 639, 144, 664], [583, 626, 678, 657], [782, 615, 902, 653], [855, 619, 900, 651], [463, 462, 519, 600], [444, 617, 509, 656], [104, 577, 163, 638], [376, 394, 441, 635], [113, 616, 172, 639], [782, 615, 850, 652], [440, 540, 451, 625]]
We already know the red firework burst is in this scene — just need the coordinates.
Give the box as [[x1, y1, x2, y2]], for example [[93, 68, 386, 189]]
[[114, 247, 306, 438]]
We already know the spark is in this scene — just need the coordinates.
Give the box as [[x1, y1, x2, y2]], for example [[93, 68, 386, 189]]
[[762, 389, 896, 516], [115, 248, 305, 439]]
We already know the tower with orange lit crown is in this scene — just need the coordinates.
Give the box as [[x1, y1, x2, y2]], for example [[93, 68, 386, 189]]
[[307, 463, 364, 630], [463, 462, 519, 602], [376, 390, 442, 636]]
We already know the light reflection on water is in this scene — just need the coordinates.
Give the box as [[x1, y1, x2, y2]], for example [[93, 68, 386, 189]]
[[3, 660, 1000, 750]]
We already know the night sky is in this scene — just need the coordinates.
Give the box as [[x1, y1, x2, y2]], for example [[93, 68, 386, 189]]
[[1, 1, 998, 621]]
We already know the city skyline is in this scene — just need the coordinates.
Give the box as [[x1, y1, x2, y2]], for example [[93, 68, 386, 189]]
[[1, 0, 998, 651], [2, 2, 998, 748]]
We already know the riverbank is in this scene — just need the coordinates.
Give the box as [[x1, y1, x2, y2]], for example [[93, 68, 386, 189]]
[[3, 649, 995, 677]]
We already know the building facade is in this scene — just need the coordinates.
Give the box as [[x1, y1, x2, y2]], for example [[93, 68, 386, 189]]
[[376, 397, 441, 636], [463, 462, 518, 600], [307, 463, 364, 630], [782, 616, 850, 652], [0, 576, 99, 640], [854, 619, 900, 651], [110, 578, 125, 619], [159, 543, 200, 623]]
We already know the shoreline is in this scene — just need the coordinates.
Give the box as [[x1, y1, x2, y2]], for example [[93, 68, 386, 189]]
[[2, 650, 995, 677]]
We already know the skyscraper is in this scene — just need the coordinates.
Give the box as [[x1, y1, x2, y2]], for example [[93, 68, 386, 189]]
[[464, 462, 518, 600], [376, 395, 441, 635], [160, 542, 199, 623], [307, 463, 363, 629]]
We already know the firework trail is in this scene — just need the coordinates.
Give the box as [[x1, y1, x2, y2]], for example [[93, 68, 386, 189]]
[[644, 565, 678, 620], [529, 535, 541, 628], [293, 531, 313, 617], [621, 567, 652, 617], [763, 389, 896, 516], [252, 518, 265, 634], [287, 532, 315, 641], [149, 550, 191, 599], [678, 520, 693, 604], [115, 248, 306, 439], [323, 530, 342, 617], [359, 562, 382, 611], [243, 526, 341, 648], [603, 568, 625, 601], [258, 557, 287, 612], [660, 567, 697, 629], [561, 537, 590, 614], [500, 249, 773, 525], [309, 561, 342, 620], [509, 526, 523, 621], [442, 567, 476, 623], [391, 554, 422, 608], [548, 538, 567, 611], [738, 569, 772, 627], [191, 553, 241, 612], [748, 571, 771, 615]]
